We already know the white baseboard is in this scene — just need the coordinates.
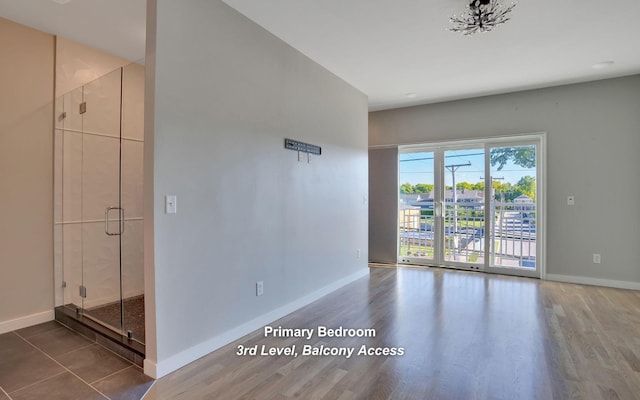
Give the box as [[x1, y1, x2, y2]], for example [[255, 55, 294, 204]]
[[0, 310, 55, 334], [145, 268, 370, 379], [546, 274, 640, 291], [143, 359, 158, 380]]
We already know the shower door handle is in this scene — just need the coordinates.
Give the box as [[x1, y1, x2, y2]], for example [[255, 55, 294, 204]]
[[105, 207, 125, 236]]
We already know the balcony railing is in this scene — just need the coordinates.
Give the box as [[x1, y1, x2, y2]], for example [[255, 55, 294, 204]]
[[399, 200, 536, 268]]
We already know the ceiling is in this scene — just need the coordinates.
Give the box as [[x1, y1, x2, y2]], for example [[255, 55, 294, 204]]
[[0, 0, 146, 62], [1, 0, 639, 110]]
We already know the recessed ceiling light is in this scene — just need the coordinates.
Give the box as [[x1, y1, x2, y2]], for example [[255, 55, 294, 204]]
[[592, 61, 614, 70], [406, 92, 417, 98], [52, 0, 71, 4]]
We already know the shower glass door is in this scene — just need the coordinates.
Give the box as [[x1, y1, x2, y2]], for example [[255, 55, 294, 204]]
[[56, 63, 145, 344], [80, 67, 125, 336]]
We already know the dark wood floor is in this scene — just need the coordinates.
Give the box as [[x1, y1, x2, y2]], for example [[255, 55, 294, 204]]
[[143, 266, 640, 400]]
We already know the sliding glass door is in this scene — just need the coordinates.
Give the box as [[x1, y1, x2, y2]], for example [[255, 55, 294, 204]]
[[399, 151, 437, 264], [398, 136, 544, 278], [486, 142, 539, 277], [442, 147, 485, 269]]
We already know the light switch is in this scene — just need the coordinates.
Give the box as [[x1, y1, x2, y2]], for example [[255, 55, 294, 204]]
[[166, 195, 177, 214], [567, 196, 575, 206]]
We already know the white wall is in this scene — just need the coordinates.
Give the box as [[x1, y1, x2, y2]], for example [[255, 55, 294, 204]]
[[369, 75, 640, 287], [145, 0, 368, 377], [0, 18, 55, 333]]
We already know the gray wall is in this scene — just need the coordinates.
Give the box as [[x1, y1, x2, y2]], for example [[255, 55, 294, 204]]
[[146, 0, 368, 374], [0, 18, 54, 330], [369, 75, 640, 285], [369, 147, 398, 263]]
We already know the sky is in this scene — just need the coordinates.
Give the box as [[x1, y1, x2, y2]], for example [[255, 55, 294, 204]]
[[399, 147, 536, 187]]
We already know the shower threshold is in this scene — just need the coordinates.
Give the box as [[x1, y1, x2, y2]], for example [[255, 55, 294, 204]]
[[55, 302, 145, 367]]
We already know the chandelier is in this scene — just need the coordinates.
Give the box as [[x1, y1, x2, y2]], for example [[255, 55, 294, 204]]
[[449, 0, 516, 36]]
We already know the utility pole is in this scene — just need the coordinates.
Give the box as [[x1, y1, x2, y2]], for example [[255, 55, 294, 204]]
[[445, 161, 471, 259]]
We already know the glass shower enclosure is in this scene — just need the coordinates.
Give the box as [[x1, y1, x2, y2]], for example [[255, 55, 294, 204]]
[[54, 62, 145, 344]]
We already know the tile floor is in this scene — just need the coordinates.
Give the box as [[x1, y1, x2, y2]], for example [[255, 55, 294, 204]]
[[0, 321, 154, 400]]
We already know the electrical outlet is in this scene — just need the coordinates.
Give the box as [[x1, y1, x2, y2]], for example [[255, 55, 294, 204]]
[[256, 281, 264, 296], [593, 254, 601, 264], [567, 196, 575, 206], [357, 249, 361, 259]]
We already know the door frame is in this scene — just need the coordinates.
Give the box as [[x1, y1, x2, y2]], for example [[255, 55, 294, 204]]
[[398, 133, 546, 279]]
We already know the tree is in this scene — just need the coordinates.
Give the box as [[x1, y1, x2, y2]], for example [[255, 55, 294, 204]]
[[514, 176, 536, 200], [414, 183, 434, 193], [492, 182, 512, 201], [400, 182, 414, 194], [456, 182, 473, 190], [493, 181, 512, 192], [490, 146, 536, 171]]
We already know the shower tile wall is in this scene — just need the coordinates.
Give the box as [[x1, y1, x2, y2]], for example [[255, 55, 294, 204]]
[[82, 70, 121, 137], [54, 63, 145, 338], [122, 63, 145, 141]]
